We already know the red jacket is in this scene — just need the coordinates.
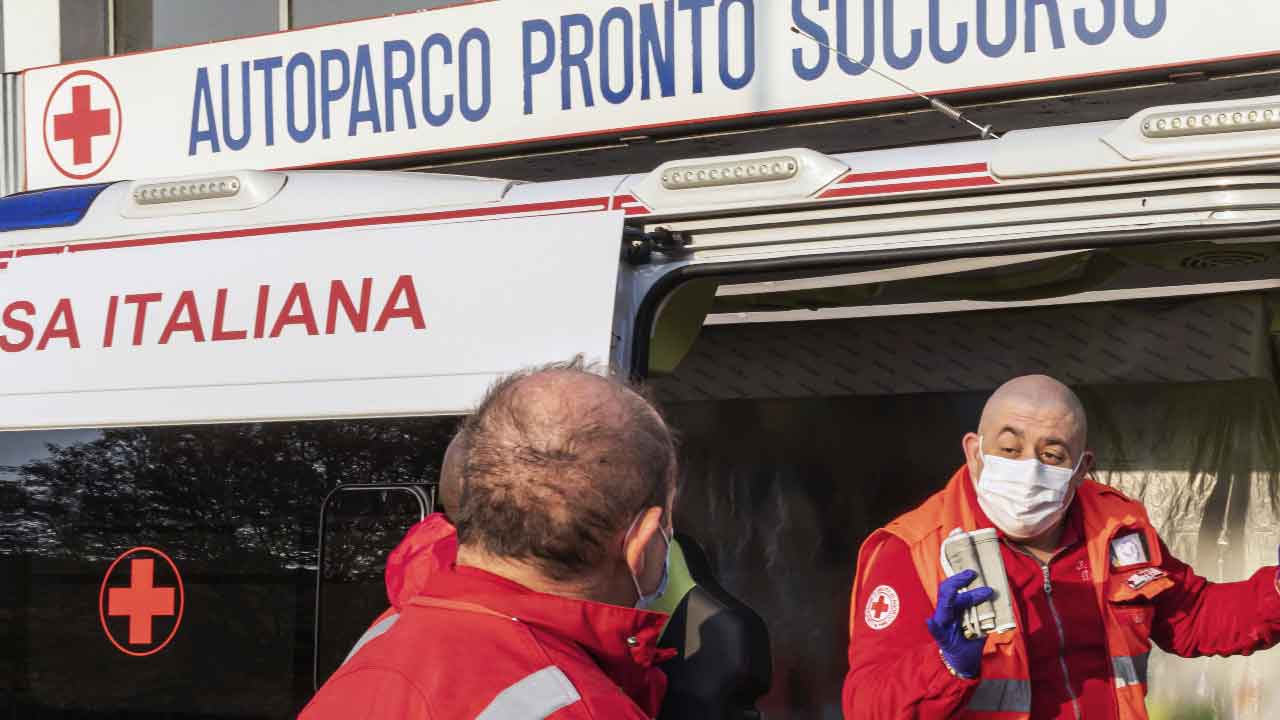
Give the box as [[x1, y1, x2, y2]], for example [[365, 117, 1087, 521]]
[[843, 468, 1280, 719], [301, 514, 673, 719]]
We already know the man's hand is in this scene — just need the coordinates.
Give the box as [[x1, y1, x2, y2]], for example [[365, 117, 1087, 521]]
[[926, 570, 994, 680]]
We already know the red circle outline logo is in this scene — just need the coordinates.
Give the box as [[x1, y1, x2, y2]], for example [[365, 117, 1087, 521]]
[[42, 69, 123, 181], [98, 546, 185, 657]]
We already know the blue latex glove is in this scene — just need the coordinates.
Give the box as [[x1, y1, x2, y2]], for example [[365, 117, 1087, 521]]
[[926, 570, 995, 680]]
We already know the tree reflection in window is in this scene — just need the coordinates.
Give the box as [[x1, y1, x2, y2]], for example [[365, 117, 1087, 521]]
[[0, 417, 458, 717], [5, 420, 457, 565]]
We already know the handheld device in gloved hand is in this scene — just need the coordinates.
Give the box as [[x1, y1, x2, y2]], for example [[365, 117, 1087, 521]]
[[940, 528, 1017, 639], [926, 570, 994, 679]]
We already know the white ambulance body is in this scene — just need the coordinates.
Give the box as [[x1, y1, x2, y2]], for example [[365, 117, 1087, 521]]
[[10, 99, 1280, 428], [5, 1, 1280, 717], [5, 94, 1280, 717]]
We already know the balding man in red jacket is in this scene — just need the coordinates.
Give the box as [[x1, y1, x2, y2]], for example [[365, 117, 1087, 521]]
[[301, 360, 679, 719], [843, 375, 1280, 720]]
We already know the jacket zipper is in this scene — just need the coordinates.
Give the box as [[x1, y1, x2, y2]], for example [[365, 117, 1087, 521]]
[[1040, 563, 1083, 720]]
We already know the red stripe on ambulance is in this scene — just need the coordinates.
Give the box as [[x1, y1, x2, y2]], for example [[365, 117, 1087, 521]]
[[818, 164, 997, 199], [611, 195, 650, 217]]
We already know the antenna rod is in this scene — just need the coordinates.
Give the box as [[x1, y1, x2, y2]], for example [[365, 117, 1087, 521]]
[[790, 25, 1001, 140]]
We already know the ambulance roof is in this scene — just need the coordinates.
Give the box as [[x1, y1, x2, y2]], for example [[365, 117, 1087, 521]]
[[7, 92, 1280, 250], [0, 171, 626, 250]]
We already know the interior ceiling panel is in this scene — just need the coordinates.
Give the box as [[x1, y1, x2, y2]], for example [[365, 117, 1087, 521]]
[[655, 293, 1273, 403]]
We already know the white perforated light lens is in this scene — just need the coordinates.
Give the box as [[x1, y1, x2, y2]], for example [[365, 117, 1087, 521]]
[[1142, 103, 1280, 138], [661, 156, 800, 190], [133, 176, 242, 204]]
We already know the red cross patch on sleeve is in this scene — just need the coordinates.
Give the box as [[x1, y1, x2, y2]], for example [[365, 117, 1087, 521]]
[[865, 585, 901, 630]]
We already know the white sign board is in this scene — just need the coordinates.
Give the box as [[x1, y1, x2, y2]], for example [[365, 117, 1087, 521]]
[[0, 210, 624, 429], [22, 0, 1280, 190]]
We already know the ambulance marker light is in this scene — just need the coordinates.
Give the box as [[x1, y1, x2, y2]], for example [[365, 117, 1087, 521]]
[[133, 176, 242, 204], [1141, 103, 1280, 138], [661, 156, 800, 190], [122, 171, 285, 218], [632, 148, 848, 209]]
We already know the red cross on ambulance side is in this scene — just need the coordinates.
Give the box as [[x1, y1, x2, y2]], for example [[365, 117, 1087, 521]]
[[98, 547, 186, 657], [108, 558, 176, 645]]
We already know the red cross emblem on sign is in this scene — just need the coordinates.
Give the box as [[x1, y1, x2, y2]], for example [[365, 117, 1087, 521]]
[[54, 85, 112, 166], [42, 69, 122, 181], [98, 547, 185, 657]]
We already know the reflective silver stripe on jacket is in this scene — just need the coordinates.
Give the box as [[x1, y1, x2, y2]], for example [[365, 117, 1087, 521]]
[[1113, 653, 1150, 688], [967, 678, 1032, 714], [341, 612, 400, 666], [476, 666, 582, 720]]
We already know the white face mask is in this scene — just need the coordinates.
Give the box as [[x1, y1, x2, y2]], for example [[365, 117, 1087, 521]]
[[974, 436, 1084, 540]]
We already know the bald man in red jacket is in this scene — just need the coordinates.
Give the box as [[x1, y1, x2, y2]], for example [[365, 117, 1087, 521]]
[[844, 375, 1280, 719]]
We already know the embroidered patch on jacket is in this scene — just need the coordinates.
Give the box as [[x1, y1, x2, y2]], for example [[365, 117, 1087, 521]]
[[1110, 532, 1149, 568], [864, 585, 900, 630], [1126, 567, 1167, 590]]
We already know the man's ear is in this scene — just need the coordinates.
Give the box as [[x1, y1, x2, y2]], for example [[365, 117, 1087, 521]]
[[962, 433, 982, 478], [1077, 450, 1096, 484], [623, 506, 665, 577]]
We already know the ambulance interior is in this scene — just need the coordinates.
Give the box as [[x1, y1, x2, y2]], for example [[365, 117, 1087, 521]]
[[645, 240, 1280, 719]]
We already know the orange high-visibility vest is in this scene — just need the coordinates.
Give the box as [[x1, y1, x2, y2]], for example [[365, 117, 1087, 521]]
[[855, 467, 1174, 719]]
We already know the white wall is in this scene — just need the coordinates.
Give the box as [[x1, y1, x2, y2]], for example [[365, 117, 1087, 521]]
[[2, 0, 60, 72]]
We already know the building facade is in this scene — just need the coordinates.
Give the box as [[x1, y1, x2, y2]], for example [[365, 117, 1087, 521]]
[[2, 1, 465, 73]]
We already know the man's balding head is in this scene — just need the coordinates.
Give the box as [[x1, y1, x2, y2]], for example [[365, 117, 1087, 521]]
[[978, 375, 1088, 456], [964, 375, 1093, 545], [964, 374, 1092, 493], [453, 359, 677, 583]]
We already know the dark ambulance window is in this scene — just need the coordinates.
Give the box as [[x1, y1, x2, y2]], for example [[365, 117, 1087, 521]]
[[315, 485, 433, 688], [0, 417, 458, 718]]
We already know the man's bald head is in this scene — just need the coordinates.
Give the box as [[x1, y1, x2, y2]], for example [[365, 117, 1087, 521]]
[[978, 375, 1088, 457], [453, 358, 677, 582], [965, 375, 1093, 545]]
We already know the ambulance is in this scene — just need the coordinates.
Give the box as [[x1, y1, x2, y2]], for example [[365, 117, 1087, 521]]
[[3, 1, 1280, 718]]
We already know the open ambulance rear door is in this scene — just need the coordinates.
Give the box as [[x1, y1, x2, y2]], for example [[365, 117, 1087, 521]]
[[0, 168, 634, 717], [0, 170, 628, 429]]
